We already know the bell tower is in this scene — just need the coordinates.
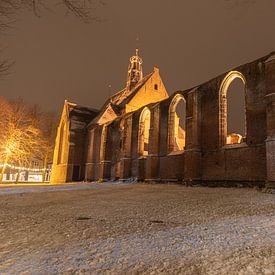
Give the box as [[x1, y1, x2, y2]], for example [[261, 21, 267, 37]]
[[126, 49, 143, 91]]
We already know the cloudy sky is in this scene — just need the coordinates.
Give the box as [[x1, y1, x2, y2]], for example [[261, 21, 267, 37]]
[[1, 0, 274, 113]]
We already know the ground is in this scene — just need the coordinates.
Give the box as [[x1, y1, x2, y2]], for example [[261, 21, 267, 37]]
[[0, 182, 274, 274]]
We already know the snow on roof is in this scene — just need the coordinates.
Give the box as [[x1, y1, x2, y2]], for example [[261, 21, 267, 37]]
[[69, 105, 99, 131], [265, 52, 275, 63]]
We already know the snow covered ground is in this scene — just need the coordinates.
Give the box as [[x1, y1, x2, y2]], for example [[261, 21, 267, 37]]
[[0, 183, 274, 274], [0, 182, 119, 195]]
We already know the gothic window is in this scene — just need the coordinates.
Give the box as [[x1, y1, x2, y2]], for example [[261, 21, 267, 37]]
[[57, 122, 65, 164], [138, 108, 151, 156], [99, 125, 107, 162], [168, 94, 186, 153], [119, 119, 124, 152], [219, 71, 246, 146], [154, 84, 158, 90]]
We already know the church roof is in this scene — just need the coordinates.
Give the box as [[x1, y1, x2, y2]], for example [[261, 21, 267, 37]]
[[68, 104, 99, 131], [88, 72, 154, 126], [103, 72, 153, 109], [115, 72, 153, 108]]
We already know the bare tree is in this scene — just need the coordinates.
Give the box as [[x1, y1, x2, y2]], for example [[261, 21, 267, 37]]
[[0, 0, 103, 26], [0, 0, 104, 76], [0, 96, 13, 143], [0, 98, 44, 182], [0, 98, 58, 183], [0, 58, 13, 76], [38, 111, 58, 182]]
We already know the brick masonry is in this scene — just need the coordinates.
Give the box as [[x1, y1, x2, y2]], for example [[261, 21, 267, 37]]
[[51, 52, 275, 188]]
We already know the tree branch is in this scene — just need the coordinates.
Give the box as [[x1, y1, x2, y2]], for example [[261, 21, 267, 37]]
[[0, 57, 14, 77]]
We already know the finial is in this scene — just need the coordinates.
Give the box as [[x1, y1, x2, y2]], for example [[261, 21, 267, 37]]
[[136, 48, 139, 56]]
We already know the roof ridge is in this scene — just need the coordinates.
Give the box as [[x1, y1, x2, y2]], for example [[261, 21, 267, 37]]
[[110, 71, 154, 101]]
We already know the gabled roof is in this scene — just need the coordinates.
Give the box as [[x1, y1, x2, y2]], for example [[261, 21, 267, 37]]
[[91, 103, 120, 126], [117, 72, 153, 108], [101, 72, 153, 109], [65, 102, 99, 131], [88, 72, 154, 126]]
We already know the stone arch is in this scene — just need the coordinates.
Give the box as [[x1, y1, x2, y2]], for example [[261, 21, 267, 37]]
[[138, 107, 151, 156], [219, 71, 246, 146], [168, 94, 186, 153]]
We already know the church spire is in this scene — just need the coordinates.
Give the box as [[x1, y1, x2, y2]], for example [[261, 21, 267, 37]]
[[126, 48, 143, 90]]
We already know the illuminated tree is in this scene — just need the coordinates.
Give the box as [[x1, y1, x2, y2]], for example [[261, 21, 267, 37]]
[[0, 96, 12, 129], [39, 112, 57, 182], [0, 97, 13, 171], [0, 98, 44, 182]]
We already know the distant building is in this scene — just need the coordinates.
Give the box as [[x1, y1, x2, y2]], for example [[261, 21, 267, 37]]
[[51, 50, 275, 189], [2, 159, 51, 182]]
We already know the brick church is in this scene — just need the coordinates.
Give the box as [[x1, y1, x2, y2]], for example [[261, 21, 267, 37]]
[[50, 50, 275, 188]]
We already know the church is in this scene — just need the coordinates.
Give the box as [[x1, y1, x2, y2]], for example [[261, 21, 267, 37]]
[[50, 49, 170, 183], [50, 50, 275, 189]]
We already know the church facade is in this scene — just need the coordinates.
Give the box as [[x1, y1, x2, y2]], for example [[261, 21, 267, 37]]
[[51, 50, 275, 188]]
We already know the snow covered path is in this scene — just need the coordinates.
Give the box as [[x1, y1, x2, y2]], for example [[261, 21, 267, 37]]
[[0, 183, 274, 274], [4, 214, 274, 274], [0, 182, 120, 195]]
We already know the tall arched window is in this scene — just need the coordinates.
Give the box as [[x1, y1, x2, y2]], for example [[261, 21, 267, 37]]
[[219, 71, 246, 146], [100, 125, 107, 162], [138, 108, 151, 156], [57, 122, 65, 164], [168, 94, 186, 152]]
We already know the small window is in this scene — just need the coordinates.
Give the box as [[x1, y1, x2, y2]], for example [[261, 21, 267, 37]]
[[154, 84, 158, 90]]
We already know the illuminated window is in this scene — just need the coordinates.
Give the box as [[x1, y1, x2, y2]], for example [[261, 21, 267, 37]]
[[57, 122, 65, 164], [99, 125, 107, 161], [219, 71, 246, 145], [168, 94, 186, 152], [138, 108, 151, 156]]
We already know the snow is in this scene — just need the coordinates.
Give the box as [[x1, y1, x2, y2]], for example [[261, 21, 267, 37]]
[[0, 182, 118, 195], [2, 215, 275, 274], [265, 53, 275, 63], [0, 183, 274, 274]]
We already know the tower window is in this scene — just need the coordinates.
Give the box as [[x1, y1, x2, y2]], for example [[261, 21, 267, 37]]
[[154, 84, 158, 90]]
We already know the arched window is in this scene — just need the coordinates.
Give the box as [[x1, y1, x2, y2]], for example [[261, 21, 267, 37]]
[[138, 108, 151, 156], [219, 71, 246, 146], [119, 119, 124, 153], [168, 94, 186, 152], [57, 122, 65, 164], [100, 125, 107, 162]]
